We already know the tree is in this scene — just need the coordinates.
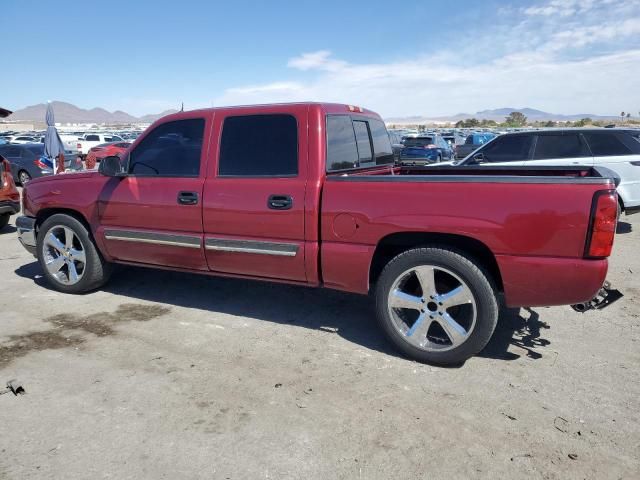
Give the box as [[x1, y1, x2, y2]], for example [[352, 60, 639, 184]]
[[543, 120, 556, 128], [574, 117, 593, 127], [505, 111, 527, 127]]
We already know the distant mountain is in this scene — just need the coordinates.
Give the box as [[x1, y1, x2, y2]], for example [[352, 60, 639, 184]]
[[386, 108, 621, 124], [7, 101, 178, 124]]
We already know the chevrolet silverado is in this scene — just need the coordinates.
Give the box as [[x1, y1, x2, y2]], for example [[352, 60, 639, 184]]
[[15, 103, 618, 365]]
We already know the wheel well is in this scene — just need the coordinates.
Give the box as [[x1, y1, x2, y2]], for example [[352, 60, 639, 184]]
[[369, 232, 503, 291], [35, 208, 92, 234]]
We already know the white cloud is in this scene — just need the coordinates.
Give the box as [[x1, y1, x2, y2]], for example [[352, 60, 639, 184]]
[[214, 0, 640, 117]]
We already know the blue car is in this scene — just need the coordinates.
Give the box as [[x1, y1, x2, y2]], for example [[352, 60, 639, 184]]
[[0, 143, 80, 185], [399, 134, 454, 165]]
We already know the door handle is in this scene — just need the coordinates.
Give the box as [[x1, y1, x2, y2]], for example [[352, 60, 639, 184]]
[[268, 194, 293, 210], [177, 191, 199, 205]]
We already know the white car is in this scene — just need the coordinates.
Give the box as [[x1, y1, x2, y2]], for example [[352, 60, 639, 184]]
[[457, 128, 640, 215], [8, 135, 38, 144], [77, 133, 125, 156]]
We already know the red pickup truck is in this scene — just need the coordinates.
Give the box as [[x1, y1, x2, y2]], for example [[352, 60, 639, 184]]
[[15, 103, 619, 365]]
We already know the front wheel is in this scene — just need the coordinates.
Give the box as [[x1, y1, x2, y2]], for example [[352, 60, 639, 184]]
[[375, 247, 499, 365], [36, 214, 112, 293]]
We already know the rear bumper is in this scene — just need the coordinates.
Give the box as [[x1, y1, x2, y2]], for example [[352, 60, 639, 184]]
[[496, 254, 608, 307], [0, 199, 20, 215], [16, 215, 37, 256]]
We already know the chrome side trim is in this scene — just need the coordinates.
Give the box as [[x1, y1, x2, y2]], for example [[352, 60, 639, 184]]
[[205, 238, 298, 257], [104, 229, 201, 249]]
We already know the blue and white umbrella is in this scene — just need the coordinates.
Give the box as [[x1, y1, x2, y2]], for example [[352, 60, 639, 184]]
[[44, 102, 65, 173]]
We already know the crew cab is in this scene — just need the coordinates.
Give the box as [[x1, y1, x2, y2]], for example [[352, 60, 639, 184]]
[[15, 103, 619, 365], [76, 133, 125, 157]]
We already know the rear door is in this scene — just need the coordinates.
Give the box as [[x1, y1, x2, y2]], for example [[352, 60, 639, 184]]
[[527, 132, 593, 166], [202, 106, 308, 282], [96, 114, 211, 270]]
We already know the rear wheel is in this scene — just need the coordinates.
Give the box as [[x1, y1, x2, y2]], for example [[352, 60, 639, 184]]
[[18, 170, 31, 185], [36, 214, 112, 293], [375, 247, 499, 365]]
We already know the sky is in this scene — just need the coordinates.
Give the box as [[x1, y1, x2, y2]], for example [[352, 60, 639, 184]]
[[2, 0, 640, 118]]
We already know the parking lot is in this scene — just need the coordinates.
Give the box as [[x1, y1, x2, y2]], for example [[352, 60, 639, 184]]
[[0, 203, 638, 479]]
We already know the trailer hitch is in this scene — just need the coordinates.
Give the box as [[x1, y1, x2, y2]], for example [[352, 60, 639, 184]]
[[571, 281, 623, 313]]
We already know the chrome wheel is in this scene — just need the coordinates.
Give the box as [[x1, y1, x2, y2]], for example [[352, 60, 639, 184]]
[[19, 170, 31, 185], [387, 265, 477, 352], [41, 225, 86, 285]]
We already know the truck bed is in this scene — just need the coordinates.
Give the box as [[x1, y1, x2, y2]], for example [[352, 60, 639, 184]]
[[320, 165, 615, 306]]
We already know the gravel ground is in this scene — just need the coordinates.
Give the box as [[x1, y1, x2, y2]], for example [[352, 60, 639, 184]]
[[0, 204, 638, 480]]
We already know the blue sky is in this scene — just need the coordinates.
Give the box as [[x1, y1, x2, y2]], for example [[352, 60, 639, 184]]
[[3, 0, 640, 117]]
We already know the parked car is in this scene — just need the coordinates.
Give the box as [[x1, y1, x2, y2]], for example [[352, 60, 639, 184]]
[[388, 131, 404, 163], [0, 154, 20, 229], [7, 135, 37, 144], [77, 133, 125, 157], [458, 129, 640, 215], [0, 144, 81, 185], [400, 134, 455, 165], [455, 133, 497, 159], [16, 103, 619, 366], [85, 142, 131, 167]]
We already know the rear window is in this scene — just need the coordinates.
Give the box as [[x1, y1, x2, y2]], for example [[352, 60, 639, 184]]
[[403, 137, 434, 147], [533, 134, 589, 160], [326, 116, 393, 171], [26, 145, 45, 154], [583, 133, 634, 156], [326, 116, 359, 171], [218, 114, 298, 176]]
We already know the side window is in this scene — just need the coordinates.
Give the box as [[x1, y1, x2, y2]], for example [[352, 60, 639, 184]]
[[85, 134, 100, 141], [584, 133, 633, 156], [465, 136, 474, 145], [2, 147, 21, 158], [353, 120, 373, 166], [327, 115, 359, 171], [369, 119, 394, 165], [533, 134, 589, 160], [218, 114, 298, 176], [112, 135, 123, 142], [481, 135, 533, 163], [128, 118, 204, 176]]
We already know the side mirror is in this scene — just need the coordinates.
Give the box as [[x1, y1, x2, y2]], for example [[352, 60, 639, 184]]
[[99, 156, 126, 177]]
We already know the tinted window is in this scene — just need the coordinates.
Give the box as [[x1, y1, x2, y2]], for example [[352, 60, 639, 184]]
[[1, 146, 22, 157], [403, 137, 434, 147], [112, 135, 123, 142], [353, 120, 373, 166], [533, 134, 588, 160], [369, 119, 394, 165], [327, 116, 359, 171], [479, 135, 533, 163], [128, 118, 204, 176], [219, 114, 297, 176], [85, 134, 100, 141], [584, 132, 638, 156]]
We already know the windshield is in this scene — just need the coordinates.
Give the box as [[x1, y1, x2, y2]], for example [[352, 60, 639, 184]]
[[403, 137, 434, 147]]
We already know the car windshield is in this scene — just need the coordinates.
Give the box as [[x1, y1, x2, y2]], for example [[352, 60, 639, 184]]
[[403, 137, 434, 147]]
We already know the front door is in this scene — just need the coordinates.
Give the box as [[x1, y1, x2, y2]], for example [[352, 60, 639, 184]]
[[97, 114, 211, 271], [202, 107, 308, 282]]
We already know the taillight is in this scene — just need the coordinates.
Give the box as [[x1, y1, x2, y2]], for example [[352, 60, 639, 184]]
[[77, 143, 82, 150], [584, 190, 617, 258], [424, 144, 437, 149], [34, 158, 49, 169]]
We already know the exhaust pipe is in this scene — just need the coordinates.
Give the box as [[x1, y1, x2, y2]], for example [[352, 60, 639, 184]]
[[571, 281, 623, 313]]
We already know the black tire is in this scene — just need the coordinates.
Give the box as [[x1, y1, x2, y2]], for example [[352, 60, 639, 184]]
[[375, 247, 499, 366], [18, 170, 31, 185], [36, 213, 112, 293], [0, 213, 9, 230]]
